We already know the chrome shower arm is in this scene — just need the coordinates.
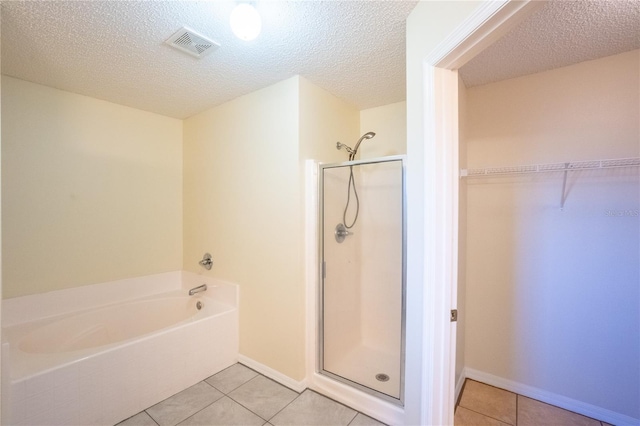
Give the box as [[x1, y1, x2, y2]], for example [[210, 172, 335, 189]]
[[336, 142, 354, 154]]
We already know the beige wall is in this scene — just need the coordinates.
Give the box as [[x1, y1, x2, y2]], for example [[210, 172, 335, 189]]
[[183, 76, 358, 381], [463, 50, 639, 419], [359, 101, 406, 159], [183, 77, 302, 379], [2, 77, 183, 298], [299, 76, 359, 164]]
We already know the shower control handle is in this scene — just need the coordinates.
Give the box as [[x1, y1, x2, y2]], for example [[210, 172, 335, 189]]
[[336, 228, 352, 237], [334, 223, 353, 243], [199, 253, 213, 270]]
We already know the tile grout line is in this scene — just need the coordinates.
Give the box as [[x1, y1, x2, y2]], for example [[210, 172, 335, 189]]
[[345, 411, 359, 426], [227, 373, 261, 394], [205, 363, 260, 393], [263, 388, 308, 423], [267, 389, 367, 426], [457, 378, 517, 425], [455, 379, 468, 408], [222, 372, 304, 423], [201, 371, 267, 424], [149, 379, 230, 426], [125, 411, 161, 426], [245, 372, 300, 395], [457, 404, 513, 425], [147, 410, 162, 426], [212, 369, 304, 424], [145, 386, 227, 426], [518, 393, 605, 424], [457, 379, 515, 425], [170, 394, 229, 426], [227, 385, 299, 423]]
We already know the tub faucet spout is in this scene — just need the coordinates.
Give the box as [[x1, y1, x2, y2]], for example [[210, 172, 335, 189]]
[[189, 284, 207, 296]]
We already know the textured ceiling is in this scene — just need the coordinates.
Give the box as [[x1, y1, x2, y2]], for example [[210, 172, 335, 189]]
[[1, 1, 417, 119], [460, 0, 640, 88], [5, 1, 637, 118]]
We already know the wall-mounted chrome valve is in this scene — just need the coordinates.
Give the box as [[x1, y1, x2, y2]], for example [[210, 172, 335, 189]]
[[199, 253, 213, 270], [334, 223, 353, 243]]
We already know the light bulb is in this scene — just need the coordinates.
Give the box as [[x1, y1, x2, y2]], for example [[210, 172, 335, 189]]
[[230, 3, 262, 41]]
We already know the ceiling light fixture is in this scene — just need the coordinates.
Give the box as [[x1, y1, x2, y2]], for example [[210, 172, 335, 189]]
[[230, 3, 262, 41]]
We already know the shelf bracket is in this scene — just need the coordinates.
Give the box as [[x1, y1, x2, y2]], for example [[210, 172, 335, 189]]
[[560, 162, 569, 210]]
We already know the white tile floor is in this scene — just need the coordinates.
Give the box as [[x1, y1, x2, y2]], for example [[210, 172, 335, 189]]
[[116, 363, 386, 426]]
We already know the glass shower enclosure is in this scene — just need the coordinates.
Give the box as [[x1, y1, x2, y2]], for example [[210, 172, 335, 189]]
[[318, 156, 406, 405]]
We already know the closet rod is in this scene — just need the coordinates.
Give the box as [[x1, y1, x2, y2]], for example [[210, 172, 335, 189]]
[[460, 157, 640, 178]]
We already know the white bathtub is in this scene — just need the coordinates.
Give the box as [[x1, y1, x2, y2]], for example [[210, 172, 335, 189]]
[[2, 272, 239, 426]]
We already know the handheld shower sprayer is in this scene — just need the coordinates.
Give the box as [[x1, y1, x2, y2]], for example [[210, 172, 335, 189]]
[[334, 132, 377, 233], [349, 132, 375, 161]]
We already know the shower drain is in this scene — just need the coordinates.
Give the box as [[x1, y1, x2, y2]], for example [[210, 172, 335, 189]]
[[375, 373, 390, 382]]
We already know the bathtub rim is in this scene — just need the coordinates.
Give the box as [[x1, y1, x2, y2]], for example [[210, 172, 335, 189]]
[[2, 271, 240, 327]]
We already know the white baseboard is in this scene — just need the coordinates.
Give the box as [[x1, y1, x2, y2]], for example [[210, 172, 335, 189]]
[[464, 368, 640, 426], [238, 354, 308, 393]]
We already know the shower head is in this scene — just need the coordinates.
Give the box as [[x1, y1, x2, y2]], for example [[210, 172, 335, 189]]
[[349, 131, 376, 160]]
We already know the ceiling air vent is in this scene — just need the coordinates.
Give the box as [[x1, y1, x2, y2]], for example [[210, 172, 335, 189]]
[[165, 27, 220, 58]]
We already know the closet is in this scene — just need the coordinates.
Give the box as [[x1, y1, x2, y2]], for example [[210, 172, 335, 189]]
[[456, 34, 639, 426]]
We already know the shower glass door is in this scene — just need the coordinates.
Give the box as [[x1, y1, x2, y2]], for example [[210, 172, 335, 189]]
[[319, 156, 405, 404]]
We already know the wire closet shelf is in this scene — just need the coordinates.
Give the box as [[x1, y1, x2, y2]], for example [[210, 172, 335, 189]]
[[460, 157, 640, 178], [460, 157, 640, 210]]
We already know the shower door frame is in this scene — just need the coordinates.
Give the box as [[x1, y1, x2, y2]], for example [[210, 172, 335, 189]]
[[317, 155, 407, 406]]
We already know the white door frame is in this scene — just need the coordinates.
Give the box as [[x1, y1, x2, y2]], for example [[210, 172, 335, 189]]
[[419, 1, 544, 424]]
